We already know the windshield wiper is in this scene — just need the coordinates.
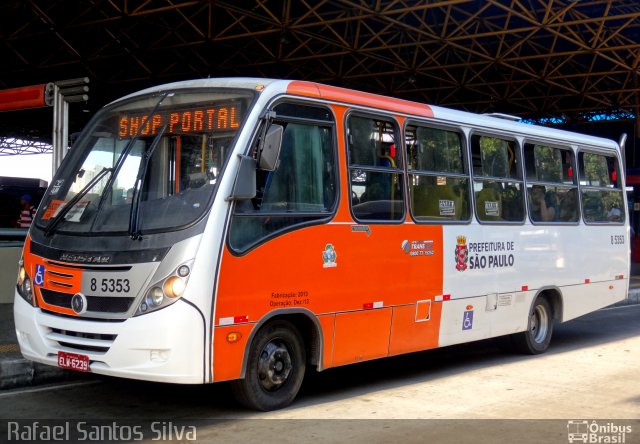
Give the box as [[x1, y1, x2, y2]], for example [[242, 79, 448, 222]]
[[93, 92, 170, 221], [44, 166, 113, 237], [128, 123, 168, 240]]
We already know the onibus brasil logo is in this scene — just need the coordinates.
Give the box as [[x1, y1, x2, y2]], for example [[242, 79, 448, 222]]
[[567, 420, 632, 443]]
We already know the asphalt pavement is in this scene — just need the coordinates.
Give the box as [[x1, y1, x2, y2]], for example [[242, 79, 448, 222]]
[[1, 270, 639, 391]]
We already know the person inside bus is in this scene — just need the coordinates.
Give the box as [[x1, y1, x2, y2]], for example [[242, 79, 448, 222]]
[[502, 184, 524, 221], [476, 181, 502, 221], [607, 205, 623, 222], [559, 188, 578, 222], [530, 185, 557, 222]]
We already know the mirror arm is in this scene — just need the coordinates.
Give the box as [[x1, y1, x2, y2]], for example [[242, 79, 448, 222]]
[[226, 154, 257, 201], [256, 110, 277, 162]]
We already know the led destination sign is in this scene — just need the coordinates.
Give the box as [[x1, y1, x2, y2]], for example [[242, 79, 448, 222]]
[[118, 104, 241, 137]]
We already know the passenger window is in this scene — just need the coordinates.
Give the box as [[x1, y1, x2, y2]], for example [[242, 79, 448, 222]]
[[348, 115, 404, 221], [229, 103, 337, 251], [524, 143, 578, 223], [471, 135, 524, 223], [406, 125, 470, 222], [579, 151, 624, 224]]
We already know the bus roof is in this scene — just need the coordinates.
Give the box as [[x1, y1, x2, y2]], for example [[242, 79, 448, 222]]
[[113, 78, 619, 151]]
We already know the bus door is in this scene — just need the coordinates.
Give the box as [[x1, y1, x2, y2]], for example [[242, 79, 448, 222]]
[[345, 114, 444, 359]]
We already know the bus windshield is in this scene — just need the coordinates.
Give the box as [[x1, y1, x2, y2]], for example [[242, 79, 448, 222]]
[[36, 89, 254, 235]]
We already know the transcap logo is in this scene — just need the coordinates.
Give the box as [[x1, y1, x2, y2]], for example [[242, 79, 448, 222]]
[[567, 420, 632, 443]]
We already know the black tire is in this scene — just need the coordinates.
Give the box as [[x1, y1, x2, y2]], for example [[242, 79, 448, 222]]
[[511, 296, 554, 354], [230, 320, 306, 411]]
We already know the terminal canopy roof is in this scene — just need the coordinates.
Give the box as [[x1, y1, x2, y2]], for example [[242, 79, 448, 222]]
[[0, 0, 639, 145]]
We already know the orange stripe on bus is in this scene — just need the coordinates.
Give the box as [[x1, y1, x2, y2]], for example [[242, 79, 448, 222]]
[[21, 237, 83, 316], [286, 81, 434, 118]]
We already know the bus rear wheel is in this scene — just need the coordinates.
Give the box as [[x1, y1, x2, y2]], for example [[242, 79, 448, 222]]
[[512, 296, 553, 354], [230, 320, 306, 411]]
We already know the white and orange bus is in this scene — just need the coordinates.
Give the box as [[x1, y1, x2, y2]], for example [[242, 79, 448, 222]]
[[14, 78, 629, 410]]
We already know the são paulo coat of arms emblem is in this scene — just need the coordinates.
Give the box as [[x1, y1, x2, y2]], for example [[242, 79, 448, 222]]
[[455, 236, 468, 271]]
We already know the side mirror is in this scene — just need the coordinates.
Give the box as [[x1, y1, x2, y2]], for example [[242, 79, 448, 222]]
[[226, 155, 257, 201], [258, 124, 283, 171]]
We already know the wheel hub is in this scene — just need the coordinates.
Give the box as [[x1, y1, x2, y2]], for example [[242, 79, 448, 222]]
[[257, 340, 293, 392], [530, 304, 549, 344]]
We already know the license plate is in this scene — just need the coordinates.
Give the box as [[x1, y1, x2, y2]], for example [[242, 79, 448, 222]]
[[81, 272, 135, 297], [57, 351, 90, 372]]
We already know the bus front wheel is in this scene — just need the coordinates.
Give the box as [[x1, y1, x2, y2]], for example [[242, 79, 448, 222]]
[[230, 320, 306, 411], [512, 296, 553, 354]]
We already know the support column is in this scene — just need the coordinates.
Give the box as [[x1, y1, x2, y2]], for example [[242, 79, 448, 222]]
[[51, 77, 90, 176], [51, 84, 69, 176]]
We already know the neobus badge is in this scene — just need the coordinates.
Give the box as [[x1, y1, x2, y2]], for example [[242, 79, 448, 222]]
[[71, 293, 88, 315], [59, 253, 112, 264]]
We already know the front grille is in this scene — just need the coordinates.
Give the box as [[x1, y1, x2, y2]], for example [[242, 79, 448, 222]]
[[41, 289, 72, 309], [40, 289, 134, 314], [44, 266, 74, 289], [88, 296, 134, 313], [58, 342, 109, 353], [47, 328, 118, 354], [50, 328, 117, 342]]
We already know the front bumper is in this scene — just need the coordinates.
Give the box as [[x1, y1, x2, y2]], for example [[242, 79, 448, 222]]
[[14, 294, 206, 384]]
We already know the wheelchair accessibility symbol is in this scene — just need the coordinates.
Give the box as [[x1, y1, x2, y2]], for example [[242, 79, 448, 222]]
[[462, 310, 474, 330], [34, 264, 45, 286]]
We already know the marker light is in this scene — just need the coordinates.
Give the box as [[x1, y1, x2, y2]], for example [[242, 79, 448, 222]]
[[177, 265, 190, 277], [163, 276, 186, 298], [226, 332, 242, 343]]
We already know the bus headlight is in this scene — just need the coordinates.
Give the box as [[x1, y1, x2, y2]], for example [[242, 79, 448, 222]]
[[134, 261, 192, 316], [146, 287, 164, 307], [163, 276, 186, 298], [17, 265, 34, 305]]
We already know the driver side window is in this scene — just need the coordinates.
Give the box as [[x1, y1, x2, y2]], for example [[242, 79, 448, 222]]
[[229, 103, 337, 252]]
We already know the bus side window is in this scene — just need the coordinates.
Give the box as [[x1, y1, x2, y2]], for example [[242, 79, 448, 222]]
[[579, 151, 624, 224], [471, 134, 524, 223], [524, 143, 578, 224], [229, 103, 337, 252], [348, 115, 404, 222], [406, 124, 471, 222]]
